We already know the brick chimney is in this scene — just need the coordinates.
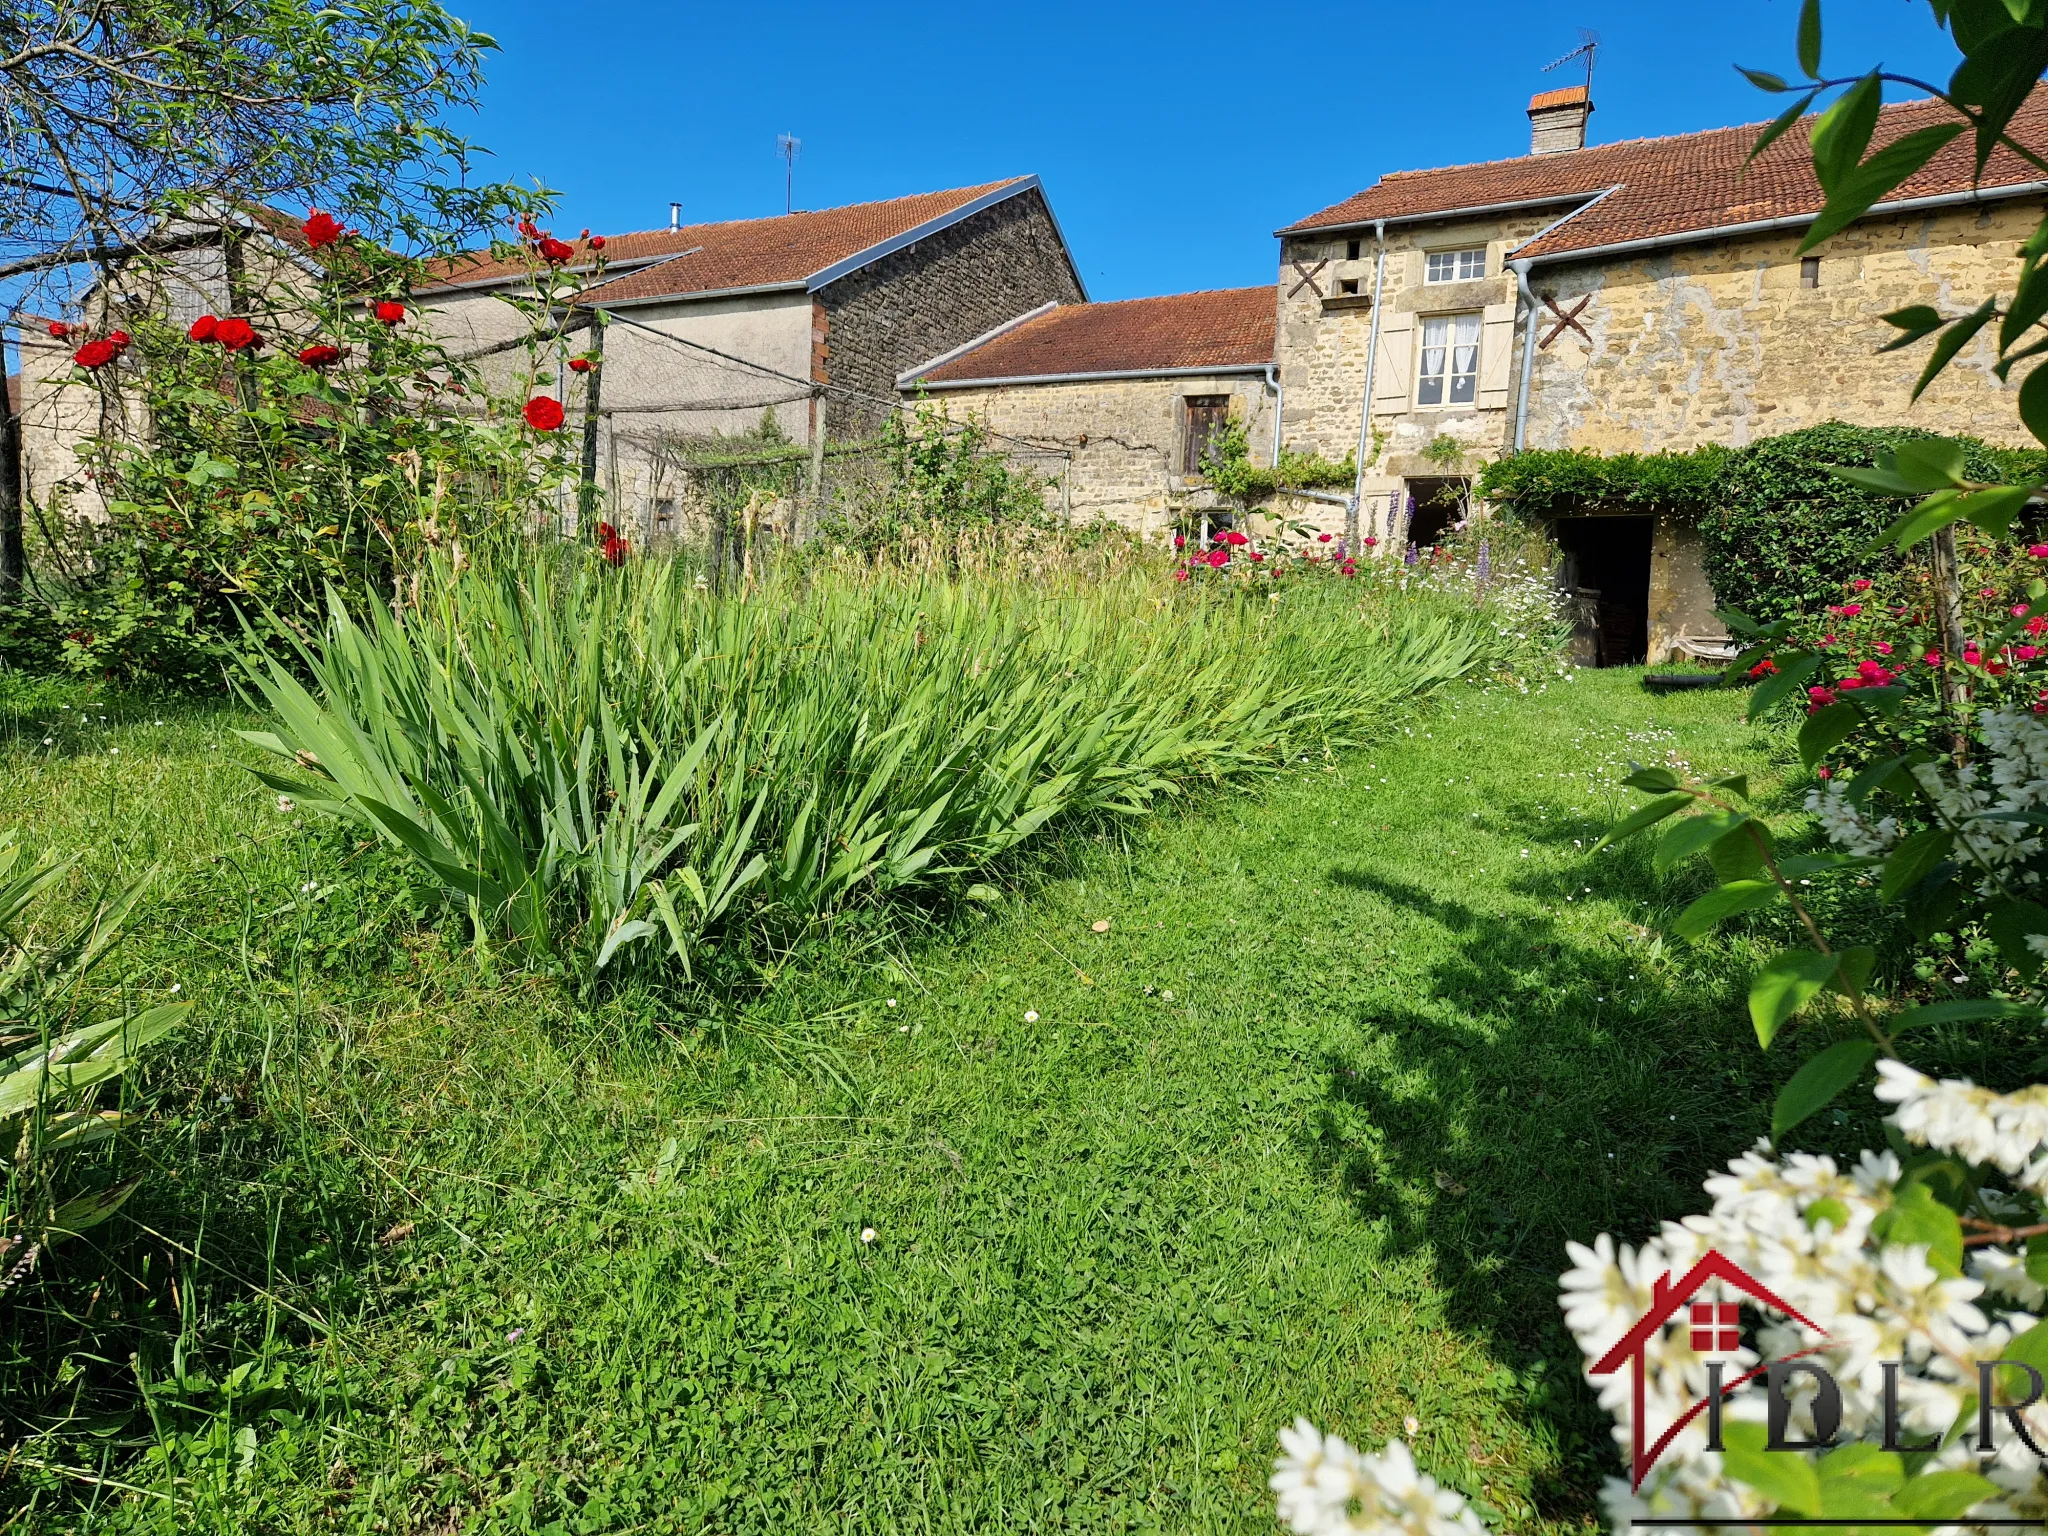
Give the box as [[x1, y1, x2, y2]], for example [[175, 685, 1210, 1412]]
[[1528, 86, 1593, 154]]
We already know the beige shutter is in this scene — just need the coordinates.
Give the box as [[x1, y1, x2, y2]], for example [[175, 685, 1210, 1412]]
[[1373, 310, 1414, 409], [1477, 300, 1517, 410]]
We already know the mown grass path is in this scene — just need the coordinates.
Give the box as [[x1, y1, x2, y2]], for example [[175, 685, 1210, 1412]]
[[3, 671, 1791, 1534]]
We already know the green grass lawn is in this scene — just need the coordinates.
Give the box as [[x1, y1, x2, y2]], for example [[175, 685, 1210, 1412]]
[[0, 668, 1812, 1533]]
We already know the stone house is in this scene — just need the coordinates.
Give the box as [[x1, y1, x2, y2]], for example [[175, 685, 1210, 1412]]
[[898, 287, 1276, 530], [416, 178, 1085, 538], [1275, 84, 2048, 662]]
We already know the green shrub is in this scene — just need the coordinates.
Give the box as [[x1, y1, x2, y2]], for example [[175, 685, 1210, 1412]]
[[1699, 422, 2048, 623], [1476, 444, 1729, 516]]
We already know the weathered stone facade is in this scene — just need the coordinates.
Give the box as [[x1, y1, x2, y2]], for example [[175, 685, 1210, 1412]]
[[917, 371, 1276, 531], [819, 187, 1083, 439]]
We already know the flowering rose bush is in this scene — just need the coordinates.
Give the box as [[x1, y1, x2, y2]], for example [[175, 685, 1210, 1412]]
[[1275, 1069, 2046, 1536]]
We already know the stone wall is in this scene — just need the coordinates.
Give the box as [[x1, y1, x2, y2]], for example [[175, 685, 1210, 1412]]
[[1518, 199, 2044, 453], [822, 186, 1084, 439], [916, 372, 1276, 536]]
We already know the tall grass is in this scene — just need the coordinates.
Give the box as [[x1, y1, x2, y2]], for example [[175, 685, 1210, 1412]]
[[240, 549, 1537, 977]]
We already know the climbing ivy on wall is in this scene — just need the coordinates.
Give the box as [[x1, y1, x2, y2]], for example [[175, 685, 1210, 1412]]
[[1480, 424, 2048, 623]]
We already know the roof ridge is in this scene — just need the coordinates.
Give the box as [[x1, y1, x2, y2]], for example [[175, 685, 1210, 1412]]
[[1047, 285, 1274, 309], [542, 178, 1029, 245], [1368, 91, 1945, 186]]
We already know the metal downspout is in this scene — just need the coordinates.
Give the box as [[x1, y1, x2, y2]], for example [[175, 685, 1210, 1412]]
[[1262, 364, 1283, 467], [1510, 258, 1539, 454], [1350, 219, 1388, 550]]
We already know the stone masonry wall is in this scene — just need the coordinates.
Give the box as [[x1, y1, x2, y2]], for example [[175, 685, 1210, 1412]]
[[821, 187, 1084, 439], [918, 372, 1276, 536], [1520, 198, 2045, 453]]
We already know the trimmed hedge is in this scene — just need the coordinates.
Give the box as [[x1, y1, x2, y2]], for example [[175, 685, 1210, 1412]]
[[1479, 424, 2048, 624]]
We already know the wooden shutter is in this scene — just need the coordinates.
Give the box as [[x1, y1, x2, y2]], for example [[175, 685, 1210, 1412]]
[[1182, 396, 1230, 475]]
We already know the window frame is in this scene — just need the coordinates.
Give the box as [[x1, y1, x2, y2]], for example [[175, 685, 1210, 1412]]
[[1416, 312, 1482, 408], [1424, 247, 1487, 285], [1180, 394, 1232, 476]]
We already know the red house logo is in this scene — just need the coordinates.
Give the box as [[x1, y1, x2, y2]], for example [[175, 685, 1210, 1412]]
[[1587, 1249, 1830, 1490]]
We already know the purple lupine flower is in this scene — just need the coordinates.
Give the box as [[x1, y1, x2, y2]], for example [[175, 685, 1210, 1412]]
[[1476, 539, 1491, 586], [1404, 542, 1419, 567]]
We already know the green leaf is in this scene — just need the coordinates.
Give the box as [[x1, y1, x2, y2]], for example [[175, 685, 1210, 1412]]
[[1739, 66, 1793, 92], [1592, 793, 1692, 851], [1772, 1038, 1879, 1140], [1874, 1179, 1965, 1275], [1673, 880, 1781, 940], [1881, 829, 1955, 902], [1798, 701, 1861, 767], [2028, 1231, 2048, 1286], [1960, 483, 2035, 536], [2021, 358, 2048, 449], [1797, 0, 1823, 76], [1874, 488, 1968, 550], [2003, 1318, 2048, 1376], [1876, 304, 1947, 352], [1722, 1420, 1821, 1514], [1832, 944, 1877, 999], [1708, 821, 1771, 884], [1809, 72, 1882, 192], [1986, 898, 2048, 976], [1888, 1470, 2000, 1521], [1890, 436, 1969, 491], [1750, 949, 1842, 1047], [1915, 298, 1997, 399], [1894, 998, 2046, 1033], [1842, 754, 1911, 805], [1624, 766, 1680, 792], [2005, 264, 2048, 353], [1747, 650, 1822, 720], [1654, 810, 1750, 874], [1835, 463, 1922, 497], [1800, 123, 1967, 251], [1749, 88, 1823, 165]]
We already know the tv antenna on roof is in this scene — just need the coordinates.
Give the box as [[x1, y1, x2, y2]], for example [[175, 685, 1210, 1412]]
[[1543, 27, 1600, 102], [777, 133, 801, 215]]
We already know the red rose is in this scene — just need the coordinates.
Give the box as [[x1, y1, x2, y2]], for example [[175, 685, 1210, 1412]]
[[302, 211, 343, 250], [1221, 530, 1249, 546], [106, 330, 130, 349], [1850, 578, 1872, 590], [2032, 544, 2048, 559], [1362, 537, 1378, 548], [72, 338, 119, 369], [1173, 534, 1186, 549], [568, 357, 592, 373], [537, 236, 574, 264], [1340, 564, 1357, 577], [214, 317, 260, 351], [601, 536, 627, 566], [1204, 548, 1228, 568], [188, 314, 218, 342], [1807, 685, 1838, 707], [1173, 568, 1190, 582], [1924, 650, 1943, 666], [298, 344, 343, 367], [1748, 658, 1778, 678], [1317, 532, 1333, 543], [45, 320, 72, 339], [588, 235, 606, 251], [374, 300, 406, 325], [597, 522, 617, 540], [1249, 550, 1265, 562], [523, 395, 565, 431], [516, 219, 541, 240]]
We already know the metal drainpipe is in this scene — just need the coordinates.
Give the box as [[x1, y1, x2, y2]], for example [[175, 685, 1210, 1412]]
[[1510, 258, 1539, 454], [1350, 219, 1388, 551], [1262, 364, 1283, 468]]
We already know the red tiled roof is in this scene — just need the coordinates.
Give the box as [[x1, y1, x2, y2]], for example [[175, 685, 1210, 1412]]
[[1282, 88, 2048, 261], [913, 288, 1274, 385], [1529, 86, 1590, 111], [419, 179, 1035, 301]]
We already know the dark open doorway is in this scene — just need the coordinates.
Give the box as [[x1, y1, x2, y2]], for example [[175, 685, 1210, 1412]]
[[1553, 516, 1653, 665], [1402, 478, 1468, 550]]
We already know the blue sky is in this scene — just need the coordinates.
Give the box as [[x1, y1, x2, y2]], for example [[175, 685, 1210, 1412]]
[[458, 1, 1960, 301]]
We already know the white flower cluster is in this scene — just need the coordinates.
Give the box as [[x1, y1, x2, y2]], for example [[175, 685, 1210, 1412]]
[[1804, 780, 1900, 857], [1276, 1071, 2048, 1535], [1272, 1419, 1490, 1536], [1877, 1059, 2048, 1200], [1874, 707, 2048, 888]]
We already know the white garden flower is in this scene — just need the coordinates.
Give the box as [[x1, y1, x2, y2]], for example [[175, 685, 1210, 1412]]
[[1271, 1422, 1488, 1536]]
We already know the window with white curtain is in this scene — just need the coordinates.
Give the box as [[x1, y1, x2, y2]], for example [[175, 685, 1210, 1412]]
[[1417, 313, 1481, 406], [1425, 248, 1487, 283]]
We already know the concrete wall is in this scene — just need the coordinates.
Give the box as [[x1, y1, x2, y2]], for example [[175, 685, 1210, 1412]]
[[821, 187, 1084, 439], [913, 371, 1276, 535]]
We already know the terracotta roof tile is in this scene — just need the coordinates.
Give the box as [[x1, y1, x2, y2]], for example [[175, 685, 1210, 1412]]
[[1282, 88, 2048, 261], [914, 287, 1274, 385], [420, 179, 1033, 301], [1529, 86, 1590, 111]]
